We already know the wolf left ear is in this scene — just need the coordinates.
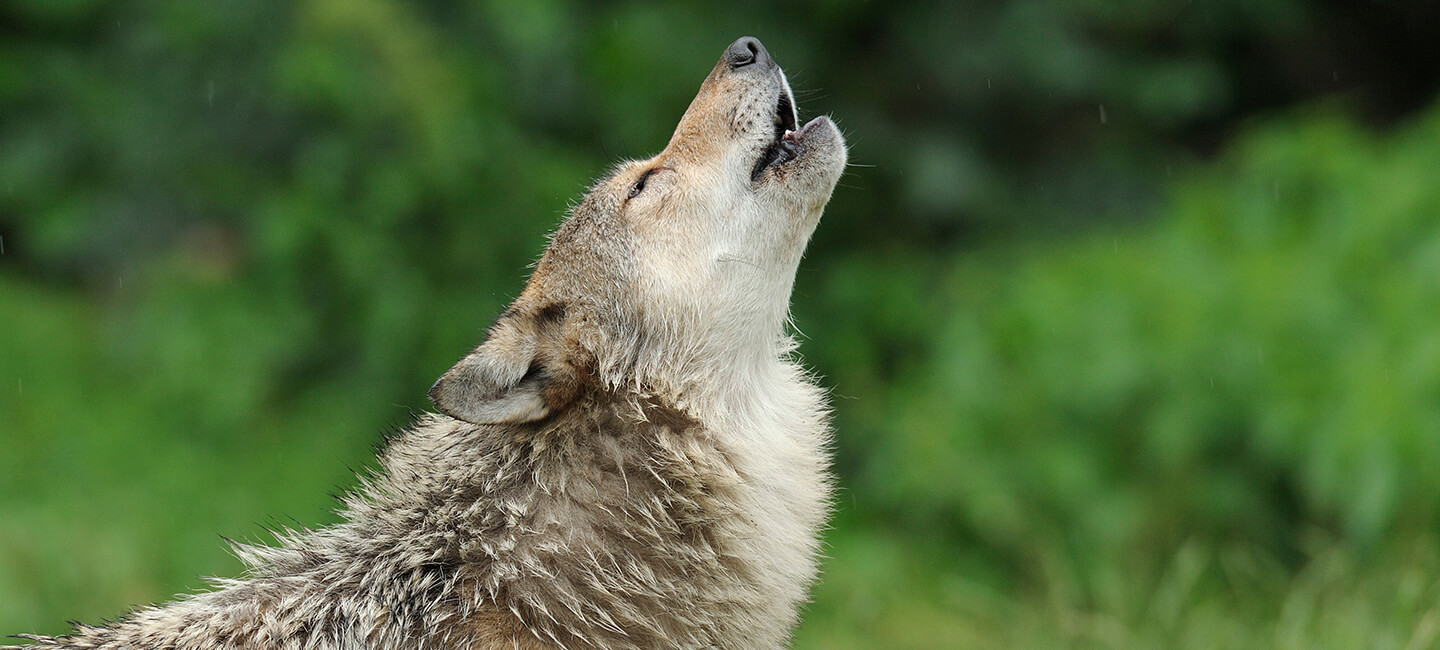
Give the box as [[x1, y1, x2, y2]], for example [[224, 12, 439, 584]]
[[429, 318, 552, 425]]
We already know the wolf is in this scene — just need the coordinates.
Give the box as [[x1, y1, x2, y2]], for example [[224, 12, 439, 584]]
[[6, 36, 846, 649]]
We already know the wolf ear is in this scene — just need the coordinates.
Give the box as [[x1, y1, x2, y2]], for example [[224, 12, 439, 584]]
[[429, 319, 551, 425]]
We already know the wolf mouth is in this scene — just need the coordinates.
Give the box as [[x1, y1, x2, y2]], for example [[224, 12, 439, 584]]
[[750, 88, 800, 182]]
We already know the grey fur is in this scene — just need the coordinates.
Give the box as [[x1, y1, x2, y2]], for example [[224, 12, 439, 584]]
[[7, 35, 845, 650]]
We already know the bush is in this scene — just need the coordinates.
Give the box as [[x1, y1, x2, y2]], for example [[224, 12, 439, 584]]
[[797, 99, 1440, 646]]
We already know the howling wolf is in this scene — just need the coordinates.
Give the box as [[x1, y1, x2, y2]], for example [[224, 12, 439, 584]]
[[8, 35, 846, 649]]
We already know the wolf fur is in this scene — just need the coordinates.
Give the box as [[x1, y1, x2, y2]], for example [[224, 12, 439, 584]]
[[6, 36, 846, 650]]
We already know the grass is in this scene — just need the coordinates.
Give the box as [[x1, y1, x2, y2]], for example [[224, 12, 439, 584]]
[[797, 529, 1440, 649]]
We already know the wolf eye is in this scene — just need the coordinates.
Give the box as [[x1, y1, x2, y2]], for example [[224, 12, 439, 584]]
[[627, 169, 655, 200]]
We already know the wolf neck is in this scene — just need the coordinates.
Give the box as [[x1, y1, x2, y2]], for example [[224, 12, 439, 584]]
[[656, 336, 793, 414], [601, 297, 795, 414]]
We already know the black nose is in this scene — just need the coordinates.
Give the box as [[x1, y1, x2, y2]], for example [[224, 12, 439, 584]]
[[725, 36, 771, 69]]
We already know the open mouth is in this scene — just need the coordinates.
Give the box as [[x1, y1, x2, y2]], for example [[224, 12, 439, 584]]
[[750, 89, 800, 182]]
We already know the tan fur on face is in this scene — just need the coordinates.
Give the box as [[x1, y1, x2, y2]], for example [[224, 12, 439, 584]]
[[8, 36, 845, 650]]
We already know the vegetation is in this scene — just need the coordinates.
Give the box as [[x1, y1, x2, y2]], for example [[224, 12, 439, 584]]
[[3, 1, 1439, 647]]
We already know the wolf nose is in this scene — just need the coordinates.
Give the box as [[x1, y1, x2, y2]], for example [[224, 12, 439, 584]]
[[725, 36, 772, 69]]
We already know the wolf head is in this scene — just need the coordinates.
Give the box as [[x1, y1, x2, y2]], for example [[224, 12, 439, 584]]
[[432, 37, 847, 426]]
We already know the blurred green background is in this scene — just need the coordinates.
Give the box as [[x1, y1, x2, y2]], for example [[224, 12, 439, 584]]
[[4, 1, 1440, 647]]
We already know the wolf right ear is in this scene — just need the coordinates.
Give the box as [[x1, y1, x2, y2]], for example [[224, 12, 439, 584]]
[[429, 319, 551, 425]]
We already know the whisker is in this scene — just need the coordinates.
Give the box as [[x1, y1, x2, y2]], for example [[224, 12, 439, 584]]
[[717, 255, 764, 270]]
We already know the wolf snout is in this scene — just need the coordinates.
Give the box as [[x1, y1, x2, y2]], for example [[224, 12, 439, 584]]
[[725, 36, 773, 70]]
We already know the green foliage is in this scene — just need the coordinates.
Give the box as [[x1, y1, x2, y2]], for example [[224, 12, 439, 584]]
[[795, 103, 1440, 646], [3, 1, 1440, 647]]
